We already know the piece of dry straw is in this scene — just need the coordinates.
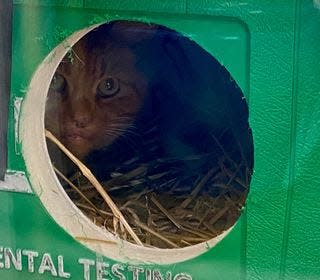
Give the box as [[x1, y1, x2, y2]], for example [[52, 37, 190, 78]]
[[45, 129, 143, 246]]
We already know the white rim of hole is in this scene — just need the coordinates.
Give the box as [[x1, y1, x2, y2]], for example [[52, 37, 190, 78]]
[[20, 22, 233, 264]]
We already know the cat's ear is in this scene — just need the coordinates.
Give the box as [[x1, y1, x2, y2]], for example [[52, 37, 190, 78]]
[[109, 21, 158, 44]]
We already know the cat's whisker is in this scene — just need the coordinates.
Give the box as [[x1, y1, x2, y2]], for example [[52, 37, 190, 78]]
[[109, 117, 136, 124], [107, 124, 141, 139], [106, 127, 128, 135], [105, 127, 142, 151], [114, 129, 140, 144], [113, 116, 136, 120], [105, 128, 141, 150], [103, 130, 125, 141], [107, 121, 134, 127], [107, 124, 130, 129]]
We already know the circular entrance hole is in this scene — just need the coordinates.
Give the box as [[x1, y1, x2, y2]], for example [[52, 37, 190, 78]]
[[45, 20, 254, 248], [22, 20, 253, 263]]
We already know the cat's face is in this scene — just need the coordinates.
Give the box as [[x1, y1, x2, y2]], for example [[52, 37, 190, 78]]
[[45, 39, 148, 159]]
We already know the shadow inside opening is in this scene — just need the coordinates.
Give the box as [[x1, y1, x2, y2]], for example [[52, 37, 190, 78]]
[[45, 21, 254, 249]]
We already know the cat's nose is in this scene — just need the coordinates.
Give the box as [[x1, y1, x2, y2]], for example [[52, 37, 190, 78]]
[[70, 97, 93, 128], [74, 115, 91, 128]]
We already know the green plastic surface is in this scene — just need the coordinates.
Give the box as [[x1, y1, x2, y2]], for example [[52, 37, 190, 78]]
[[1, 0, 320, 279]]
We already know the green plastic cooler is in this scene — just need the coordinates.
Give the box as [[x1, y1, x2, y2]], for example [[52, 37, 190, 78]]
[[0, 1, 319, 279]]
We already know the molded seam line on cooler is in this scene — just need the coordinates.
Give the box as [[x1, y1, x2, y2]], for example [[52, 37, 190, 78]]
[[240, 208, 248, 280], [279, 0, 301, 278], [241, 26, 251, 280], [0, 0, 13, 180]]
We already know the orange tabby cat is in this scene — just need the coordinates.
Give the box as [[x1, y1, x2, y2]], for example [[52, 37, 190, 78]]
[[45, 23, 152, 160], [45, 21, 253, 183]]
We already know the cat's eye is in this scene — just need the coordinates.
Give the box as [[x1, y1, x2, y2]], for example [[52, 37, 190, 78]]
[[49, 73, 66, 92], [97, 77, 120, 98]]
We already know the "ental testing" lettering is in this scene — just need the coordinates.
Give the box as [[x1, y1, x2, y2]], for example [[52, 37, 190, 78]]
[[0, 246, 192, 279]]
